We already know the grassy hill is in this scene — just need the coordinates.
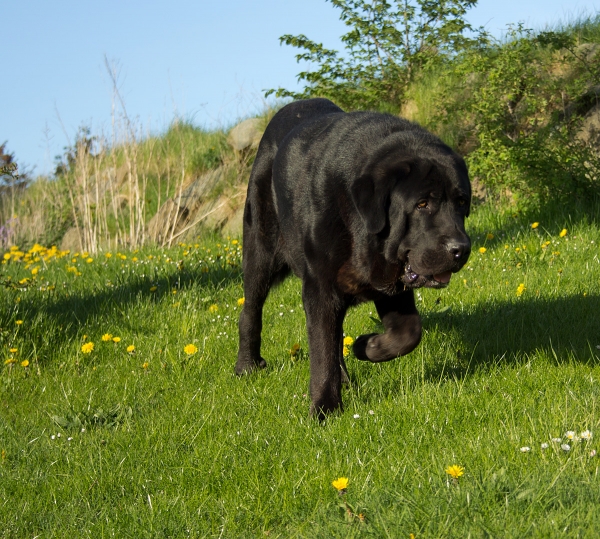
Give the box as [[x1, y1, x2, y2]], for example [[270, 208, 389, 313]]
[[0, 198, 599, 537]]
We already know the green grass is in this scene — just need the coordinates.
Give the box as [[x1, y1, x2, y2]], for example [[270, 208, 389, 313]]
[[1, 199, 599, 537]]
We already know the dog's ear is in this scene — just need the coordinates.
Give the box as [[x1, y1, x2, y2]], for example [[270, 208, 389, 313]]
[[350, 174, 388, 234], [351, 160, 412, 234]]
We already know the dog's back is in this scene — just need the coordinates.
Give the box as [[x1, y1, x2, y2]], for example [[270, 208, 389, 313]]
[[243, 99, 343, 234], [259, 98, 344, 156]]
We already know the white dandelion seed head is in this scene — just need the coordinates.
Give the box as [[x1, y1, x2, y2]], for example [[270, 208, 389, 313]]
[[520, 446, 531, 453], [541, 442, 549, 449], [561, 444, 571, 451], [353, 414, 360, 419]]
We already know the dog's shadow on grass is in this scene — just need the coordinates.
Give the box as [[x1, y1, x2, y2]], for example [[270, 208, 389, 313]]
[[12, 263, 242, 349], [420, 293, 600, 382]]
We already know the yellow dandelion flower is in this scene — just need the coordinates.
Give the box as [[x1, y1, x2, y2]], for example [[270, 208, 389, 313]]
[[15, 320, 23, 325], [445, 465, 464, 479], [516, 283, 526, 297], [149, 286, 158, 292], [531, 222, 539, 229], [4, 358, 16, 365], [237, 297, 245, 306], [342, 346, 350, 357], [101, 333, 112, 341], [31, 267, 39, 275], [86, 258, 93, 264], [20, 359, 29, 367], [105, 253, 112, 258], [486, 233, 494, 240], [559, 228, 567, 237], [81, 342, 94, 354], [9, 348, 18, 354], [479, 247, 487, 254], [332, 477, 349, 491], [127, 345, 135, 353], [184, 344, 198, 355], [343, 336, 354, 346], [112, 336, 121, 343], [208, 304, 218, 313], [142, 362, 149, 369], [3, 253, 11, 261]]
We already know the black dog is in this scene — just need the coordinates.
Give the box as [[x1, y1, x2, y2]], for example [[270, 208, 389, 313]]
[[236, 98, 471, 418]]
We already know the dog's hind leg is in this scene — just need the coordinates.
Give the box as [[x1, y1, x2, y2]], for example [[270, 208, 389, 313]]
[[353, 291, 422, 363], [339, 354, 351, 385], [235, 188, 290, 374]]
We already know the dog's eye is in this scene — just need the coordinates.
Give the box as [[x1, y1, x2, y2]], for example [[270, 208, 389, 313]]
[[416, 200, 428, 210], [458, 199, 466, 206]]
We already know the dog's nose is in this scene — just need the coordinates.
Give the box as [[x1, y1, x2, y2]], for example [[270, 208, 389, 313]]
[[447, 240, 471, 262]]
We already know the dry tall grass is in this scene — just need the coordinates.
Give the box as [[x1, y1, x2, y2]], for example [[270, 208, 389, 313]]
[[0, 63, 262, 252]]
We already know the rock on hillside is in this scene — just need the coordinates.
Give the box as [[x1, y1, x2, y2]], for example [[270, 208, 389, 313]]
[[227, 118, 263, 152], [145, 117, 265, 244]]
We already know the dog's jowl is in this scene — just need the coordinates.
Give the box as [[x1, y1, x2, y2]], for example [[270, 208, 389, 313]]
[[236, 98, 471, 418]]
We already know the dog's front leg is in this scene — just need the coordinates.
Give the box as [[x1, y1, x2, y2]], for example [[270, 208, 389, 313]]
[[302, 277, 347, 419], [353, 290, 422, 362]]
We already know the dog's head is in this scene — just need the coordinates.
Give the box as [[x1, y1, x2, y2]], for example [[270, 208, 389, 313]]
[[351, 132, 471, 290]]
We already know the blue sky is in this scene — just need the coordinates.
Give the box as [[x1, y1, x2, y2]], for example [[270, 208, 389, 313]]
[[4, 0, 599, 175]]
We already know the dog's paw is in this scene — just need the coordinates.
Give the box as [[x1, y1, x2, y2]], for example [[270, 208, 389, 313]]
[[234, 357, 267, 375], [310, 398, 342, 421], [352, 333, 379, 361], [353, 333, 400, 363]]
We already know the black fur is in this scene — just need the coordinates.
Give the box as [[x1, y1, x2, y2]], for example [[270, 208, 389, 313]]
[[236, 98, 471, 418]]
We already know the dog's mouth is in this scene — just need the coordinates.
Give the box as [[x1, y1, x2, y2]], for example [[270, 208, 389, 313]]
[[401, 263, 453, 289]]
